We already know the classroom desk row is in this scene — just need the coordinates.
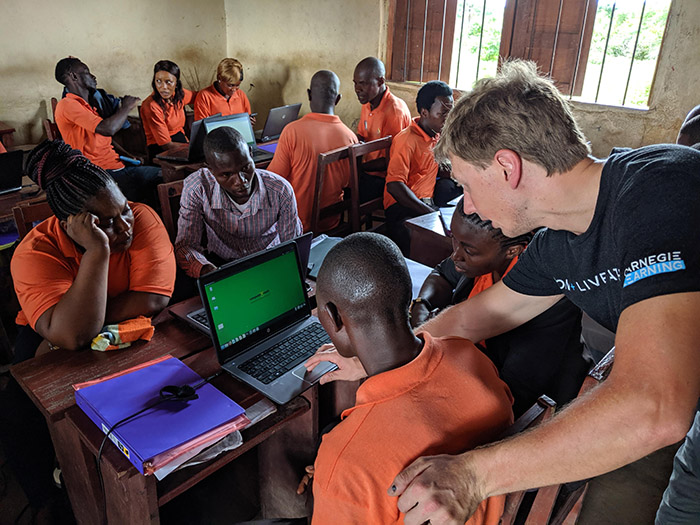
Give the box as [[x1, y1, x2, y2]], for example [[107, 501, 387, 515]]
[[11, 298, 322, 524]]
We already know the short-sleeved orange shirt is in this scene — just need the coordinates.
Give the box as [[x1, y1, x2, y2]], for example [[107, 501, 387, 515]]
[[12, 203, 176, 328], [0, 141, 6, 154], [193, 84, 251, 121], [312, 332, 513, 525], [383, 117, 439, 209], [357, 87, 412, 164], [55, 93, 123, 170], [267, 113, 358, 231], [141, 89, 196, 146]]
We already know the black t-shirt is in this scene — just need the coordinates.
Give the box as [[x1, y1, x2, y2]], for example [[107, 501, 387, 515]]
[[503, 144, 700, 332]]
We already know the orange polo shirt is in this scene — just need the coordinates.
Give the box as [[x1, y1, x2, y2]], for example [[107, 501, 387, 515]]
[[12, 203, 176, 329], [0, 141, 6, 154], [267, 112, 358, 231], [193, 83, 251, 121], [312, 332, 513, 525], [357, 87, 411, 164], [383, 117, 439, 209], [469, 257, 520, 299], [141, 89, 196, 146], [55, 93, 124, 170]]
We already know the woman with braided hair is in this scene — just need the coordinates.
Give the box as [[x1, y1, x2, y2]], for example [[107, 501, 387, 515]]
[[408, 197, 591, 417], [11, 140, 176, 360]]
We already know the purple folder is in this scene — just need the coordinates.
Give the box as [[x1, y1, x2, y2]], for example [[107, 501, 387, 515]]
[[74, 356, 246, 474]]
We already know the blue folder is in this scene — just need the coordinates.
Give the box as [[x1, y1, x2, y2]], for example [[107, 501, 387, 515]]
[[75, 356, 246, 474]]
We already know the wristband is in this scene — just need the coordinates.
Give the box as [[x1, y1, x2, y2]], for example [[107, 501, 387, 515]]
[[411, 297, 434, 311]]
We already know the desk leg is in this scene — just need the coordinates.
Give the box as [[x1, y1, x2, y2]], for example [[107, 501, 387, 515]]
[[258, 387, 319, 518], [101, 463, 159, 524], [49, 417, 104, 525]]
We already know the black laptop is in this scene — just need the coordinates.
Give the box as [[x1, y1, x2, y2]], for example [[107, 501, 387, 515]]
[[155, 113, 221, 162], [255, 103, 301, 143], [203, 113, 275, 164], [0, 150, 24, 195]]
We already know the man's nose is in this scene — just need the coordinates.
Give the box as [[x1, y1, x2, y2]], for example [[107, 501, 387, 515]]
[[462, 190, 478, 214]]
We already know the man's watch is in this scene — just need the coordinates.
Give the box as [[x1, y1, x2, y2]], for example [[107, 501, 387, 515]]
[[411, 297, 434, 311]]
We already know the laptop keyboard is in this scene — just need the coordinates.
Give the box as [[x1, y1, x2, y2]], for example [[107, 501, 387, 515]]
[[238, 323, 330, 385], [189, 310, 210, 328]]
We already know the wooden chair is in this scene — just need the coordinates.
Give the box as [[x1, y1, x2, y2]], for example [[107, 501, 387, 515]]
[[310, 145, 354, 236], [44, 96, 62, 140], [157, 180, 184, 242], [12, 200, 53, 240], [348, 136, 392, 232]]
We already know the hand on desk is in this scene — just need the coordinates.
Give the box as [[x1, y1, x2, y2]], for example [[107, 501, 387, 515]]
[[304, 343, 367, 384], [389, 452, 482, 525]]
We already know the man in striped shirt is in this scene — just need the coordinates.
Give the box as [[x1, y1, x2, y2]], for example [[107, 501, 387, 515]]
[[175, 127, 303, 278]]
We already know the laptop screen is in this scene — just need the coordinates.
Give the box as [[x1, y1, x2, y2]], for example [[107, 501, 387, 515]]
[[204, 113, 256, 146], [200, 244, 309, 360]]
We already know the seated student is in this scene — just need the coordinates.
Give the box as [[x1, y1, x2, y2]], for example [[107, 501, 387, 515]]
[[140, 60, 197, 161], [677, 104, 700, 149], [411, 198, 591, 417], [384, 80, 453, 254], [11, 140, 176, 358], [353, 56, 411, 201], [267, 70, 358, 232], [53, 57, 163, 206], [308, 232, 513, 524], [175, 126, 302, 278], [193, 58, 254, 122]]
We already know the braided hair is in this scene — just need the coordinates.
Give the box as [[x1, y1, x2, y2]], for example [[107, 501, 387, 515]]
[[26, 140, 115, 221], [455, 197, 534, 250]]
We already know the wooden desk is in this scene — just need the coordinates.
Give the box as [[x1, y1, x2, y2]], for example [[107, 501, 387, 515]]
[[0, 177, 44, 222], [405, 211, 452, 267]]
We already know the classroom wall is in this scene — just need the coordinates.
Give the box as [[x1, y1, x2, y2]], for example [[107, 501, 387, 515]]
[[0, 0, 228, 145], [224, 0, 390, 130]]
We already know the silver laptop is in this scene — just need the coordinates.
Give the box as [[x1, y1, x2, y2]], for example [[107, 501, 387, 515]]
[[203, 113, 274, 164], [195, 239, 335, 404], [0, 150, 23, 195], [156, 113, 222, 162], [255, 103, 301, 143]]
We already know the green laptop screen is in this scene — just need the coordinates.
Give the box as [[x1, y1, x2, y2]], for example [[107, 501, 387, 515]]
[[203, 250, 306, 350]]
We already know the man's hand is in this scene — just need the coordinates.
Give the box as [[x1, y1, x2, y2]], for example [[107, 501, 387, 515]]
[[199, 263, 218, 277], [389, 452, 484, 525], [304, 343, 367, 384], [65, 212, 109, 252], [121, 95, 141, 110]]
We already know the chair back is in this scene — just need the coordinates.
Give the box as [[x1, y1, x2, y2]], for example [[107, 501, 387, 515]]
[[43, 119, 61, 141], [348, 136, 392, 232], [310, 145, 353, 236], [13, 200, 53, 240], [50, 97, 58, 119], [157, 180, 184, 242]]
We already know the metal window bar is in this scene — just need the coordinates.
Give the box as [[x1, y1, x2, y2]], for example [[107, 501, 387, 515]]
[[438, 0, 447, 80], [475, 0, 488, 82], [420, 0, 429, 82], [622, 0, 647, 105], [454, 0, 467, 87], [569, 0, 593, 98], [595, 2, 617, 103], [403, 0, 411, 81], [527, 0, 541, 61], [548, 0, 564, 76]]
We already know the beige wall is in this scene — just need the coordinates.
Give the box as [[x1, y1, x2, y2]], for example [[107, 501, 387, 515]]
[[0, 0, 228, 145], [225, 0, 389, 130]]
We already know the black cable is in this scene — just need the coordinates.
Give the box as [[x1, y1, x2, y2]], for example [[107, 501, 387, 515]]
[[95, 370, 222, 523]]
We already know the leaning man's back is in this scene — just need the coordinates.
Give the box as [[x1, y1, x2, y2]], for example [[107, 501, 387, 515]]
[[312, 332, 514, 524]]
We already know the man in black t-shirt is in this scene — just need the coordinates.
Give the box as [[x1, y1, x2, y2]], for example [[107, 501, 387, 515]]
[[305, 59, 700, 524]]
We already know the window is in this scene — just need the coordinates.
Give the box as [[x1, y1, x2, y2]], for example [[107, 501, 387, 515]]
[[387, 0, 672, 108]]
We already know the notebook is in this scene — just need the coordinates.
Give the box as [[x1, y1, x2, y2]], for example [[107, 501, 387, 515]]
[[195, 240, 336, 405], [203, 113, 274, 164], [255, 103, 301, 143], [73, 355, 249, 475], [155, 113, 221, 162], [0, 150, 24, 195]]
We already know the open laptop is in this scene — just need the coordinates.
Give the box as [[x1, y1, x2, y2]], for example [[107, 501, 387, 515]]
[[203, 113, 275, 164], [171, 232, 313, 334], [255, 103, 301, 143], [155, 113, 221, 162], [0, 150, 24, 195], [195, 240, 335, 404]]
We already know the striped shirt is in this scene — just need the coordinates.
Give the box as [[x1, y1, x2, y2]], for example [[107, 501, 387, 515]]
[[175, 168, 303, 277]]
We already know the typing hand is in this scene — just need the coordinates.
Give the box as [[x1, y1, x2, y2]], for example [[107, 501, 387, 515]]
[[304, 343, 367, 384], [389, 452, 483, 525], [65, 212, 109, 252], [121, 95, 141, 110], [296, 465, 315, 495], [200, 263, 218, 277]]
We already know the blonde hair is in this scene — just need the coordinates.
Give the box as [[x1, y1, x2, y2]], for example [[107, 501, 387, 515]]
[[435, 59, 590, 175], [216, 58, 244, 85]]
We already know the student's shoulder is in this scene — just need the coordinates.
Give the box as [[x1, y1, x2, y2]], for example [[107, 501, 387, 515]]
[[195, 84, 217, 101], [182, 167, 216, 192]]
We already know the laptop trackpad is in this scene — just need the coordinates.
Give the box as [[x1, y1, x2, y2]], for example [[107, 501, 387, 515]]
[[292, 362, 336, 384]]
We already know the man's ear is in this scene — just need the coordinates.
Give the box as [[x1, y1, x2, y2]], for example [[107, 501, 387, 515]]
[[495, 149, 522, 190], [505, 244, 525, 260], [334, 93, 342, 106], [378, 76, 386, 88], [322, 301, 344, 333]]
